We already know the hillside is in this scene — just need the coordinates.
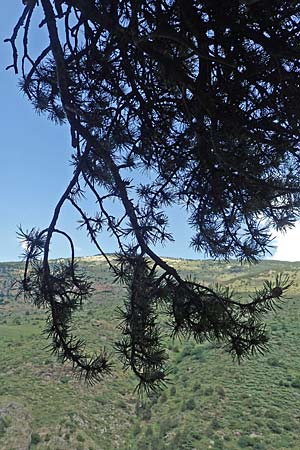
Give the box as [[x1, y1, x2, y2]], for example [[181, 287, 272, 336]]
[[0, 257, 300, 450]]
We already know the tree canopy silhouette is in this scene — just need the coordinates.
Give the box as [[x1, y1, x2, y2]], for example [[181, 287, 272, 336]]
[[7, 0, 300, 391]]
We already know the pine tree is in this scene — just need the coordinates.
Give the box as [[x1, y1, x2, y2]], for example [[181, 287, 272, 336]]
[[6, 0, 300, 391]]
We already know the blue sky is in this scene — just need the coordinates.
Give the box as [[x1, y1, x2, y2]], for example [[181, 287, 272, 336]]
[[0, 3, 299, 262], [0, 2, 199, 262]]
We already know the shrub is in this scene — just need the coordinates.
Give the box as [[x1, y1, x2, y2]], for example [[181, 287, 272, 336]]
[[160, 392, 167, 403], [77, 433, 85, 442], [60, 375, 69, 384], [31, 432, 41, 445], [159, 417, 177, 437], [145, 425, 153, 437], [204, 386, 214, 396], [0, 417, 9, 437], [149, 392, 159, 405], [217, 386, 226, 399], [193, 382, 201, 392], [264, 408, 278, 419], [170, 385, 176, 396], [238, 435, 256, 448], [184, 398, 196, 410], [291, 377, 300, 389], [267, 420, 281, 434], [211, 417, 221, 430], [181, 343, 194, 358], [190, 429, 201, 440], [214, 436, 225, 449], [95, 396, 106, 405], [192, 346, 205, 361], [136, 403, 152, 421], [132, 422, 141, 437]]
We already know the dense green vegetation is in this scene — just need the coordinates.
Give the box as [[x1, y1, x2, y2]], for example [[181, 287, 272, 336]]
[[1, 257, 300, 450]]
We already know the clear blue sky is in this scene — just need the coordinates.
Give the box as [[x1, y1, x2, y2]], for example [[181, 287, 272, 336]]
[[0, 2, 201, 262]]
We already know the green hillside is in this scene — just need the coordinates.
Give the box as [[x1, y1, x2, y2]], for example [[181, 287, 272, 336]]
[[0, 257, 300, 450]]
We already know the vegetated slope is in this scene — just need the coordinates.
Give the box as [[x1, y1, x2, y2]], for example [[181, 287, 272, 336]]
[[0, 257, 300, 450]]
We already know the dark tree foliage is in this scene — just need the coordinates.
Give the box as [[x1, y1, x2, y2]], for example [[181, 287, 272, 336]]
[[6, 0, 299, 391]]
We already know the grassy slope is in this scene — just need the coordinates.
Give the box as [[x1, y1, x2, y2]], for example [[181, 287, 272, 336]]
[[0, 257, 300, 450]]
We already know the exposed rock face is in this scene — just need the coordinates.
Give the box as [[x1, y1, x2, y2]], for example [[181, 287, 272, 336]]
[[0, 402, 32, 450]]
